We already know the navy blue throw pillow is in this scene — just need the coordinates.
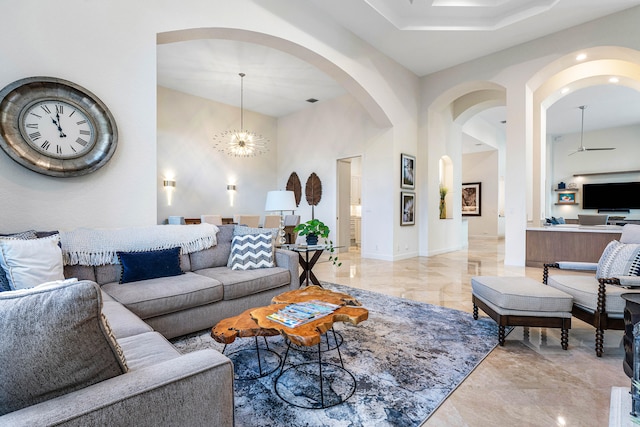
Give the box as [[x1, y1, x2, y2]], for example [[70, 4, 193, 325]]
[[117, 247, 183, 284]]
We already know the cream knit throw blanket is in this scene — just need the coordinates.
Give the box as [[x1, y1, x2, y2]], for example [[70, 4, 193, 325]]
[[60, 224, 219, 266]]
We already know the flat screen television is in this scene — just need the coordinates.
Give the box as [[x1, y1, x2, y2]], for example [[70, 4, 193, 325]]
[[582, 181, 640, 210]]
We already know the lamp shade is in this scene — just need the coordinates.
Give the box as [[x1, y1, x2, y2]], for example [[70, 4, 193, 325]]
[[265, 190, 297, 212]]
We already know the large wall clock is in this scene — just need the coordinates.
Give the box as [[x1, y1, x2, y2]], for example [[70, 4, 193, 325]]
[[0, 76, 118, 177]]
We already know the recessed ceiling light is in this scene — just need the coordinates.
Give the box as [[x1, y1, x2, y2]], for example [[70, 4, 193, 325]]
[[609, 77, 620, 83], [561, 87, 570, 94], [576, 53, 587, 61], [306, 98, 319, 103]]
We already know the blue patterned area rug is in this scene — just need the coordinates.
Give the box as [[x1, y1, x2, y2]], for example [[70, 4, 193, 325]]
[[171, 283, 499, 426]]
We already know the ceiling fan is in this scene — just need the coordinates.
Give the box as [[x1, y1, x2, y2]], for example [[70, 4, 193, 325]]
[[568, 105, 615, 155]]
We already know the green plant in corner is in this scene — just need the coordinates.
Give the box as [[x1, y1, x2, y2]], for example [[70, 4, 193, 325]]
[[293, 219, 342, 267]]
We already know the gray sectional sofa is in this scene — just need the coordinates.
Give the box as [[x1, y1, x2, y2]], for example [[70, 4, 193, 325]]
[[0, 224, 300, 426], [64, 224, 300, 339]]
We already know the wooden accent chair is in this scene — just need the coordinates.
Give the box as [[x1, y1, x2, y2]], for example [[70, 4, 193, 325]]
[[263, 215, 281, 229], [201, 215, 223, 226], [233, 215, 260, 228], [543, 224, 640, 356]]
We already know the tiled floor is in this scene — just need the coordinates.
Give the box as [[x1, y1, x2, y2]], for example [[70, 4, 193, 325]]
[[311, 238, 629, 426]]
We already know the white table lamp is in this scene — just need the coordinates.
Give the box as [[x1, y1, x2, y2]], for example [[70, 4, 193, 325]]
[[265, 190, 297, 245]]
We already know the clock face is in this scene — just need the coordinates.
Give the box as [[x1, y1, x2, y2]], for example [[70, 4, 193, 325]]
[[20, 100, 96, 160], [0, 77, 117, 177]]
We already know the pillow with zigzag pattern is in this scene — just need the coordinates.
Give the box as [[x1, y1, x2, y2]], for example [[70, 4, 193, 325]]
[[229, 233, 274, 271]]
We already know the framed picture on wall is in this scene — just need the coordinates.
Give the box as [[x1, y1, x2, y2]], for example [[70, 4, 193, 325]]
[[401, 192, 415, 226], [401, 153, 415, 189], [462, 182, 481, 216], [557, 192, 576, 204]]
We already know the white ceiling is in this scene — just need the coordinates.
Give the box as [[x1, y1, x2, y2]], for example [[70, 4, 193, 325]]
[[157, 0, 640, 135]]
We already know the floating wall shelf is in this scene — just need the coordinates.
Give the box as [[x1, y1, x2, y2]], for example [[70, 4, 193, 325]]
[[573, 170, 640, 177]]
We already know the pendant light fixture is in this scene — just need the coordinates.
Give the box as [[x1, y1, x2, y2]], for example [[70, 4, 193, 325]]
[[213, 73, 269, 157]]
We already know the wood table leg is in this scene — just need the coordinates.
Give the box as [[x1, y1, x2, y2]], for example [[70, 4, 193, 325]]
[[298, 249, 324, 286]]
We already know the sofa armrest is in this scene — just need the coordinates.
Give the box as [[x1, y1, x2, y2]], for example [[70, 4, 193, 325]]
[[0, 350, 234, 427], [275, 248, 300, 289], [599, 276, 640, 288], [556, 262, 598, 271], [543, 262, 597, 284]]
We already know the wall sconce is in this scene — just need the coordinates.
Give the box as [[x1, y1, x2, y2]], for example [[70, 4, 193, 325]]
[[163, 179, 176, 206], [227, 184, 236, 207]]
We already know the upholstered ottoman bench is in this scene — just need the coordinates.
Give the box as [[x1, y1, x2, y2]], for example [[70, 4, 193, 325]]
[[471, 276, 573, 350]]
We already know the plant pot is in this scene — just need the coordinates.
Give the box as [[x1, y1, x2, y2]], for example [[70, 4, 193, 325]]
[[306, 233, 318, 245]]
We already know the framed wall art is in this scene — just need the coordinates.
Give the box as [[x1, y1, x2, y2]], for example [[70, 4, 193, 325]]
[[557, 192, 576, 204], [401, 192, 415, 226], [462, 182, 481, 216], [401, 153, 415, 189]]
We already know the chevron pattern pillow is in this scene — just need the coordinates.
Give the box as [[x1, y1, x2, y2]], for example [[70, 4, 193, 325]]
[[596, 240, 640, 279], [229, 233, 274, 271]]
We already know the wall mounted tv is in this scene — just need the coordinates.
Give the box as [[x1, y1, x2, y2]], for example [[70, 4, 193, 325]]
[[582, 181, 640, 210]]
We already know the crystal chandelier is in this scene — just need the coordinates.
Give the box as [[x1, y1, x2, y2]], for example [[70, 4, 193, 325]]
[[213, 73, 269, 157]]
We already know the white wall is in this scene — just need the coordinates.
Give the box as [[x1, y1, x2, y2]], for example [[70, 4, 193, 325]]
[[462, 151, 499, 237], [157, 86, 278, 223], [420, 6, 640, 265], [549, 123, 640, 219], [0, 0, 419, 263], [276, 94, 402, 258]]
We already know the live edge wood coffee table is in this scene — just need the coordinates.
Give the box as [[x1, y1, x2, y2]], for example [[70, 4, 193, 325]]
[[250, 285, 369, 409], [211, 308, 282, 380]]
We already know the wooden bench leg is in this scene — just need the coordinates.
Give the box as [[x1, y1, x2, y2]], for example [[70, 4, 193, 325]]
[[595, 328, 604, 357], [561, 328, 569, 350], [498, 325, 506, 346]]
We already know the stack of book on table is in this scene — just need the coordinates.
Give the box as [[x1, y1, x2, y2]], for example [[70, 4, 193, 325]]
[[267, 300, 340, 328]]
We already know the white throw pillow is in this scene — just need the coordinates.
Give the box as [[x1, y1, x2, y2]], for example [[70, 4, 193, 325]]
[[0, 235, 64, 290], [596, 240, 640, 279]]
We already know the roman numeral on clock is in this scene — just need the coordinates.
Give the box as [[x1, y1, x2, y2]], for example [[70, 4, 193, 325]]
[[41, 140, 51, 151], [29, 131, 42, 141], [40, 105, 52, 114], [55, 105, 64, 114], [76, 137, 88, 147]]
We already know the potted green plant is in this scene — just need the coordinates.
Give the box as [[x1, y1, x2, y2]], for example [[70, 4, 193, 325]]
[[293, 219, 341, 267]]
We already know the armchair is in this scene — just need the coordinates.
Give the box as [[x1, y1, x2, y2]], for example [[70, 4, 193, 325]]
[[543, 224, 640, 356]]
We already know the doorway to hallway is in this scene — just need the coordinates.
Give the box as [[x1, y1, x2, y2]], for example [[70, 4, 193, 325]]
[[337, 156, 362, 253]]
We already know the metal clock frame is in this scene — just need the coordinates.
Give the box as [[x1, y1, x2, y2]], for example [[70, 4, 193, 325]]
[[0, 76, 118, 177]]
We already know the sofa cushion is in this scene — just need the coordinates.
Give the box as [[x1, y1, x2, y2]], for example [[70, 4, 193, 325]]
[[547, 273, 637, 315], [101, 272, 223, 319], [117, 247, 183, 284], [102, 299, 154, 339], [0, 280, 127, 415], [117, 331, 181, 370], [621, 224, 640, 244], [471, 276, 573, 313], [195, 266, 290, 300], [190, 224, 235, 270], [0, 235, 64, 290], [596, 240, 640, 279], [228, 233, 275, 270]]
